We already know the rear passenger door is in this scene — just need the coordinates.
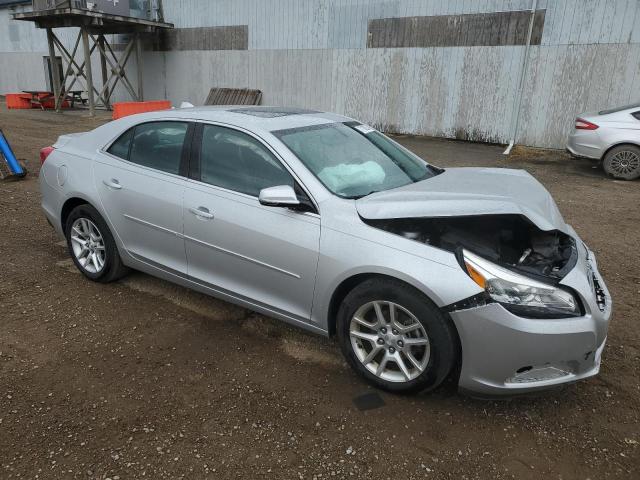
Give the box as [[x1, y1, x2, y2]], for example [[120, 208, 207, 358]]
[[94, 120, 192, 274], [183, 123, 320, 322]]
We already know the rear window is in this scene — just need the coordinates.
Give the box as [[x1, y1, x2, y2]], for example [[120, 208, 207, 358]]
[[107, 128, 133, 159], [598, 103, 640, 115]]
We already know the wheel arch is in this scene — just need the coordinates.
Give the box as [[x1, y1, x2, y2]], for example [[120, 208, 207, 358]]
[[60, 196, 93, 231], [326, 272, 459, 340], [600, 141, 640, 161]]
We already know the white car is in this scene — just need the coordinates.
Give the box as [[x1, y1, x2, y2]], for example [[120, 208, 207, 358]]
[[567, 103, 640, 180]]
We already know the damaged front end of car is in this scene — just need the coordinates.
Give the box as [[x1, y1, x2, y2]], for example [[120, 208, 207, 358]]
[[363, 212, 611, 395], [364, 214, 583, 318], [354, 167, 611, 394], [365, 214, 577, 282]]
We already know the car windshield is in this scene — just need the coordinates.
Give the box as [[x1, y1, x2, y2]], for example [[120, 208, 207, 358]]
[[274, 122, 439, 198]]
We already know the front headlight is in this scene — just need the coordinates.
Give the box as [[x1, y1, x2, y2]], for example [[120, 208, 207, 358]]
[[462, 249, 581, 318]]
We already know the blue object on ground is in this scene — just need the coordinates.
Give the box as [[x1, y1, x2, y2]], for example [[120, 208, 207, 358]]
[[0, 128, 24, 175]]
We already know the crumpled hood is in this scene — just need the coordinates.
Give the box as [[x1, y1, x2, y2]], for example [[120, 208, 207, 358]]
[[356, 167, 568, 232]]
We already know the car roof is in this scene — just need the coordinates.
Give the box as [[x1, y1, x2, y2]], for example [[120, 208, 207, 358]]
[[597, 102, 640, 116], [129, 106, 355, 133]]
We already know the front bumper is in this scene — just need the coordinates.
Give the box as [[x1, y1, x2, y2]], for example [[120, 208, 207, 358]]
[[450, 243, 611, 396]]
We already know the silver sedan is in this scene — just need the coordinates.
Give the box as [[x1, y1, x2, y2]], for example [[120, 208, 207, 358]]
[[39, 107, 611, 395], [567, 103, 640, 180]]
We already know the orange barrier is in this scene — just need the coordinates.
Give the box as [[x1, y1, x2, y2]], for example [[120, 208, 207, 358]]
[[112, 100, 172, 119], [5, 93, 31, 110]]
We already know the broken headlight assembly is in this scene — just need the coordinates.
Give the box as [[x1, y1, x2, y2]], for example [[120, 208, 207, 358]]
[[462, 249, 581, 318]]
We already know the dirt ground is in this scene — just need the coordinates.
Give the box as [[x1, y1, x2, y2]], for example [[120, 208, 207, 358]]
[[0, 104, 638, 480]]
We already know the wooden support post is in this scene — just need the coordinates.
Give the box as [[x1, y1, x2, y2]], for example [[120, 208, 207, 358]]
[[81, 27, 95, 116], [98, 35, 110, 108], [46, 28, 62, 112], [135, 33, 144, 101]]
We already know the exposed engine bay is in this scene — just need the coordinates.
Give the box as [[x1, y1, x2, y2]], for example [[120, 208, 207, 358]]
[[365, 214, 577, 282]]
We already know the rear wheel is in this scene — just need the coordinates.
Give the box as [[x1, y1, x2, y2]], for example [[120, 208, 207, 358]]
[[65, 204, 128, 282], [337, 278, 457, 393], [602, 145, 640, 180]]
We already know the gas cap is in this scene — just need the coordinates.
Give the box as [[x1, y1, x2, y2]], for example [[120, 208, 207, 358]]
[[57, 165, 68, 186]]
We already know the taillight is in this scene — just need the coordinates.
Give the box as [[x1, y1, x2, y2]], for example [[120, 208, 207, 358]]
[[40, 146, 55, 165], [575, 118, 599, 130]]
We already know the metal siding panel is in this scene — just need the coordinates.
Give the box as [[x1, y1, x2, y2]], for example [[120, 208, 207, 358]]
[[597, 0, 617, 43], [567, 0, 587, 44], [367, 11, 546, 48], [588, 0, 608, 44], [555, 0, 575, 45], [604, 44, 634, 107], [630, 1, 640, 43], [4, 0, 640, 150], [541, 0, 562, 45], [628, 44, 640, 101], [607, 0, 631, 44], [620, 0, 639, 44]]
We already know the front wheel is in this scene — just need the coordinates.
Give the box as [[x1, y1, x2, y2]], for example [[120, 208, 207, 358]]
[[337, 278, 458, 393]]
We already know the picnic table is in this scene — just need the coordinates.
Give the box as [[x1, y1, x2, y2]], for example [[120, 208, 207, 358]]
[[21, 90, 86, 110]]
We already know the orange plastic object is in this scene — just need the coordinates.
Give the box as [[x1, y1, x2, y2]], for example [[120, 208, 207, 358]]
[[5, 93, 31, 110], [38, 94, 69, 109], [112, 100, 172, 119]]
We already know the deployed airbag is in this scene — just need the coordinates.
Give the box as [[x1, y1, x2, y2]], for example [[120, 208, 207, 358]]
[[318, 161, 386, 193]]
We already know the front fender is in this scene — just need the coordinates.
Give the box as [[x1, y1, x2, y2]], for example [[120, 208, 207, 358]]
[[311, 226, 483, 330]]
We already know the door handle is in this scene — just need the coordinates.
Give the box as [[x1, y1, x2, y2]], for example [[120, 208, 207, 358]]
[[189, 206, 214, 219], [103, 178, 122, 190]]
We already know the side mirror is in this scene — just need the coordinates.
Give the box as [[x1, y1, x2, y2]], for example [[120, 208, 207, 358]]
[[258, 185, 301, 207]]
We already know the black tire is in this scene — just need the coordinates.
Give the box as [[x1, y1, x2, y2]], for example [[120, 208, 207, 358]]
[[337, 278, 458, 394], [64, 204, 129, 283], [602, 145, 640, 180]]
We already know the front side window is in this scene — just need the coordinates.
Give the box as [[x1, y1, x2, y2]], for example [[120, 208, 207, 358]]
[[274, 123, 437, 198], [199, 124, 294, 197], [108, 121, 188, 175]]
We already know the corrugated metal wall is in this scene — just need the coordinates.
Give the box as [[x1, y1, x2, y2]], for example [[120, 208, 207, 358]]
[[2, 0, 639, 149], [144, 0, 640, 148]]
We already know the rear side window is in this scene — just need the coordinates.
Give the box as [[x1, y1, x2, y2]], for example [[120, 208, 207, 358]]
[[107, 121, 188, 175], [107, 128, 133, 159], [632, 111, 640, 121], [199, 124, 293, 196]]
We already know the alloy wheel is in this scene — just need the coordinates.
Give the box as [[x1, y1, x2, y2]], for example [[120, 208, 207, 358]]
[[70, 218, 106, 274], [349, 301, 430, 382], [609, 150, 640, 176]]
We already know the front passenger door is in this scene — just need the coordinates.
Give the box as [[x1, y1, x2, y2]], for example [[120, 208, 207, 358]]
[[183, 123, 320, 322]]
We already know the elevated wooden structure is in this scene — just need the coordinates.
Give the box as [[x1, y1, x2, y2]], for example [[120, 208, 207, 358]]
[[13, 2, 173, 115]]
